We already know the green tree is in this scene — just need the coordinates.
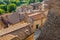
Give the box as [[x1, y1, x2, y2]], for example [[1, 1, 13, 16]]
[[26, 0, 31, 5], [8, 4, 16, 12], [35, 0, 39, 2], [4, 0, 10, 5], [0, 0, 4, 4], [0, 9, 5, 15], [0, 5, 7, 12], [0, 2, 4, 4], [16, 0, 20, 6], [30, 0, 35, 3], [39, 0, 43, 2], [10, 0, 20, 6], [10, 0, 16, 4]]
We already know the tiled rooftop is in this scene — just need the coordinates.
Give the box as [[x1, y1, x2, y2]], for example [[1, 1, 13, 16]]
[[0, 22, 30, 36]]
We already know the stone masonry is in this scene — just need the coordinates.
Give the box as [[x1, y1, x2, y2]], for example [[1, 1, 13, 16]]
[[37, 0, 60, 40]]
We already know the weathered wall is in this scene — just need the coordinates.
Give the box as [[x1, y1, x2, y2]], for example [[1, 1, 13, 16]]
[[37, 0, 60, 40], [0, 17, 5, 29]]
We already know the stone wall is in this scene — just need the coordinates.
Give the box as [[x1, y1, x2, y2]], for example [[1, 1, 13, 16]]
[[37, 0, 60, 40], [0, 17, 6, 29], [37, 8, 60, 40]]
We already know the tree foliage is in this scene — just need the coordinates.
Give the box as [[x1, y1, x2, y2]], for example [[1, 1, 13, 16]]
[[0, 9, 5, 15], [8, 4, 16, 12], [0, 5, 7, 12], [39, 0, 43, 2], [0, 0, 43, 14]]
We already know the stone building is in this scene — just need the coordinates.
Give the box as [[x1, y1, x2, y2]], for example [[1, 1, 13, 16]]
[[0, 10, 34, 40], [37, 0, 60, 40], [30, 2, 41, 10]]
